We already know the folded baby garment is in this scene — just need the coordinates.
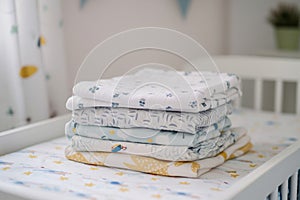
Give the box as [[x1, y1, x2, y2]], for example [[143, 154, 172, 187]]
[[67, 87, 239, 112], [65, 117, 231, 146], [70, 102, 233, 134], [65, 132, 252, 178], [70, 127, 247, 161], [70, 68, 241, 113]]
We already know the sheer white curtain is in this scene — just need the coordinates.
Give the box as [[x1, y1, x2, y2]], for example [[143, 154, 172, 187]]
[[0, 0, 68, 131]]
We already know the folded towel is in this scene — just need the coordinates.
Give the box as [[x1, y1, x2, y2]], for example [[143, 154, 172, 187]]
[[65, 133, 252, 177], [66, 117, 231, 146], [70, 103, 233, 134], [70, 127, 247, 161], [70, 69, 241, 113]]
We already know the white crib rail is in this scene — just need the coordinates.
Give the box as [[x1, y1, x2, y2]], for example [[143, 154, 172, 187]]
[[222, 140, 300, 200], [268, 171, 299, 200], [215, 55, 300, 115], [0, 114, 69, 156]]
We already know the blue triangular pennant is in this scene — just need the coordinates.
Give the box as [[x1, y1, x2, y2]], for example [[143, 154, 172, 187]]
[[80, 0, 88, 9], [177, 0, 191, 18]]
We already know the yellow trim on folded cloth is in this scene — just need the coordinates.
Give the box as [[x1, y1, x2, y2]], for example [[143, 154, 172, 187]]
[[65, 137, 252, 178], [229, 142, 253, 160]]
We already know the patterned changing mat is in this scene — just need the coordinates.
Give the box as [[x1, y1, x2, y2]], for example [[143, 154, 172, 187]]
[[0, 110, 299, 200]]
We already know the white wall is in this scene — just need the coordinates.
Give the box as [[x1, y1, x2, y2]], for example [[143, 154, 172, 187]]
[[228, 0, 300, 55], [62, 0, 228, 89]]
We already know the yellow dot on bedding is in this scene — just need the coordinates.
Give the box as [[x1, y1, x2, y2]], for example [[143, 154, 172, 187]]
[[85, 182, 95, 187], [179, 181, 190, 185], [210, 187, 222, 191], [19, 66, 38, 78], [272, 146, 279, 150], [230, 172, 239, 178], [249, 163, 257, 168], [2, 167, 10, 171], [115, 172, 124, 176], [151, 194, 161, 199], [119, 187, 129, 192], [72, 128, 76, 133], [109, 130, 115, 135], [28, 154, 37, 158], [147, 138, 153, 143], [53, 160, 63, 164], [90, 167, 99, 170], [24, 171, 32, 176], [151, 177, 158, 181], [55, 146, 62, 150], [60, 176, 68, 181], [258, 154, 265, 158]]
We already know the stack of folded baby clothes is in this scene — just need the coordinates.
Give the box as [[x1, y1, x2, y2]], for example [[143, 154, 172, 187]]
[[65, 68, 252, 178]]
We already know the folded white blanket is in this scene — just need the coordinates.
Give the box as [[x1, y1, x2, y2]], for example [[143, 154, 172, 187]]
[[70, 68, 241, 113], [66, 117, 231, 146], [70, 103, 233, 134], [65, 130, 252, 177], [70, 127, 247, 161]]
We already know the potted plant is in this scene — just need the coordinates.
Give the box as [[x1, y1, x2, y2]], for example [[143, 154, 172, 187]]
[[267, 2, 300, 50]]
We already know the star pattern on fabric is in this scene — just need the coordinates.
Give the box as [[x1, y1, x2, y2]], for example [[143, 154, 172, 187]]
[[249, 163, 257, 168], [1, 167, 10, 171], [85, 182, 95, 187], [229, 172, 239, 178], [28, 154, 37, 158], [151, 194, 161, 199], [179, 181, 190, 185], [115, 172, 124, 176], [119, 187, 129, 192], [210, 187, 222, 191], [60, 176, 68, 181], [24, 171, 32, 176], [53, 160, 63, 164], [258, 154, 265, 158]]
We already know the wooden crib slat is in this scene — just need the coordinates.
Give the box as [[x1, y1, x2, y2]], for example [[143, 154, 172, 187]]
[[291, 171, 298, 200], [254, 79, 262, 111], [275, 80, 283, 114], [269, 187, 278, 200], [281, 180, 288, 200]]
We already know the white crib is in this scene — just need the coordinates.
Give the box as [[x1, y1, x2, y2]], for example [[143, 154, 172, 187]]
[[0, 55, 299, 200], [215, 55, 300, 200]]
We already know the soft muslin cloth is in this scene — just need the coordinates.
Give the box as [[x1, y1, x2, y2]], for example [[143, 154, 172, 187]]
[[66, 132, 252, 178], [65, 68, 250, 177], [70, 103, 233, 134], [69, 69, 241, 113], [70, 127, 247, 161], [65, 117, 231, 146]]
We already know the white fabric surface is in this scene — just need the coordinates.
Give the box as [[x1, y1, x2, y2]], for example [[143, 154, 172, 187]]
[[71, 69, 241, 112]]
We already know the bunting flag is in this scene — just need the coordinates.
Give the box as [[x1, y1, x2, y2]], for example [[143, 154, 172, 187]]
[[80, 0, 89, 9], [177, 0, 191, 18]]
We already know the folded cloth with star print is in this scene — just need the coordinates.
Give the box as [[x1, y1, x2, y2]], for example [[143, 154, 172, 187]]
[[65, 127, 252, 177], [66, 117, 232, 146], [69, 68, 241, 113], [70, 127, 247, 162]]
